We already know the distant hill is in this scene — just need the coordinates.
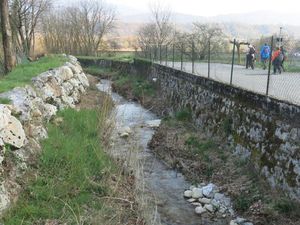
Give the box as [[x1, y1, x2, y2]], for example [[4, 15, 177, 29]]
[[116, 11, 300, 40]]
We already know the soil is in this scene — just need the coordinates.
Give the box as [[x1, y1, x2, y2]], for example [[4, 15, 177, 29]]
[[107, 73, 300, 225]]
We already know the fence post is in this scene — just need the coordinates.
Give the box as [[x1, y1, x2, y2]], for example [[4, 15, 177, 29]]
[[165, 45, 168, 66], [159, 44, 162, 64], [266, 36, 274, 96], [181, 43, 184, 70], [172, 44, 175, 68], [192, 40, 195, 74], [208, 39, 211, 78], [230, 39, 236, 85]]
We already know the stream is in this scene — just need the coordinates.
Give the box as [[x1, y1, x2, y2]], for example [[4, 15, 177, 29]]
[[97, 79, 229, 225]]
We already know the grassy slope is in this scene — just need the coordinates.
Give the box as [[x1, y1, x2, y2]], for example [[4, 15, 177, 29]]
[[0, 55, 66, 93], [2, 109, 115, 224]]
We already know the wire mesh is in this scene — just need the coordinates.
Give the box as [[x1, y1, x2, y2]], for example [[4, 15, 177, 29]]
[[139, 36, 300, 105]]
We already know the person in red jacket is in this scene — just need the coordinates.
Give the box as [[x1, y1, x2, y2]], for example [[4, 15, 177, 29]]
[[272, 47, 283, 74]]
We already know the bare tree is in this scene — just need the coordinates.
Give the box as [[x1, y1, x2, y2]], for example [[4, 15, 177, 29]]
[[137, 2, 173, 56], [42, 0, 116, 56], [176, 23, 227, 60], [10, 0, 52, 58], [150, 2, 173, 47], [0, 0, 16, 73]]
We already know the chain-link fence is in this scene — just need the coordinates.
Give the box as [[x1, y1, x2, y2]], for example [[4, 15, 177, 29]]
[[138, 36, 300, 105]]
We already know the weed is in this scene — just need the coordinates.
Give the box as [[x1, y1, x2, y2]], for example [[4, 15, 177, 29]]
[[233, 193, 258, 212], [223, 116, 233, 136], [175, 109, 192, 122], [273, 198, 300, 217], [185, 136, 216, 155]]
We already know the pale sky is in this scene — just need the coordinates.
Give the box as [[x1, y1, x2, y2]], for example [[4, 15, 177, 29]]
[[107, 0, 299, 17]]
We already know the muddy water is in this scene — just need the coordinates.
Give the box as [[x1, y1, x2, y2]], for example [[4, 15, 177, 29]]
[[97, 80, 228, 225]]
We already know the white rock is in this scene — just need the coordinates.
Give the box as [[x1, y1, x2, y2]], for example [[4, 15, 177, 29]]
[[41, 104, 57, 122], [0, 105, 11, 129], [191, 202, 202, 206], [202, 183, 217, 198], [120, 132, 129, 138], [230, 220, 238, 225], [0, 184, 10, 213], [61, 96, 75, 108], [75, 73, 89, 88], [199, 197, 211, 204], [65, 62, 82, 74], [204, 204, 214, 213], [62, 82, 74, 96], [214, 193, 225, 201], [184, 190, 193, 198], [189, 185, 196, 191], [195, 206, 206, 215], [219, 206, 227, 214], [145, 119, 161, 128], [58, 66, 74, 81], [0, 138, 4, 147], [192, 188, 203, 198], [0, 115, 27, 148], [78, 85, 86, 94], [235, 217, 247, 223], [187, 198, 196, 203], [211, 199, 220, 208], [30, 125, 48, 140]]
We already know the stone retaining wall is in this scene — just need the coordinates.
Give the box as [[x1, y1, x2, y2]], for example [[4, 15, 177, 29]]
[[83, 58, 300, 201], [0, 55, 89, 213]]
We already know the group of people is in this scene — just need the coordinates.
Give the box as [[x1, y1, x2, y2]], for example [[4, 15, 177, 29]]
[[245, 43, 286, 74]]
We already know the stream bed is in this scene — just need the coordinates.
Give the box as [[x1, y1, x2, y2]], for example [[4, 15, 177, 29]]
[[97, 80, 230, 225]]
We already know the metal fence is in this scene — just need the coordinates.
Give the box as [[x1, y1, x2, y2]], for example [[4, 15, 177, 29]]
[[137, 36, 300, 106]]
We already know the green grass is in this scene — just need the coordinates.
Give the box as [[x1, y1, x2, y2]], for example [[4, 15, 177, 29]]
[[83, 66, 111, 76], [2, 109, 115, 224], [175, 109, 192, 122], [273, 198, 300, 217], [113, 73, 155, 98], [185, 137, 216, 155], [77, 52, 135, 63], [0, 55, 67, 93], [0, 97, 11, 104]]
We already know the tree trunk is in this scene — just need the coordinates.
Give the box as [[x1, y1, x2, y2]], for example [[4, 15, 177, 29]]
[[0, 0, 16, 74]]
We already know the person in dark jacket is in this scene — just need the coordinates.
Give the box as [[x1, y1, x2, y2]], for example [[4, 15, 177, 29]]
[[280, 46, 286, 72], [246, 44, 256, 69], [272, 47, 282, 74]]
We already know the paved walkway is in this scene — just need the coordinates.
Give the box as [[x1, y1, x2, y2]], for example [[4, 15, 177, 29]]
[[160, 61, 300, 105]]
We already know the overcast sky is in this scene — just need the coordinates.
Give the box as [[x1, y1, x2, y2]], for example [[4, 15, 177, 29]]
[[104, 0, 299, 17], [56, 0, 300, 18]]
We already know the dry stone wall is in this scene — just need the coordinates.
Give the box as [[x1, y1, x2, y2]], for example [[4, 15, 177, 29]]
[[0, 55, 89, 213]]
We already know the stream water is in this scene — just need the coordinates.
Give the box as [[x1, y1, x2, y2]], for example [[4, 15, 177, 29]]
[[97, 80, 228, 225]]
